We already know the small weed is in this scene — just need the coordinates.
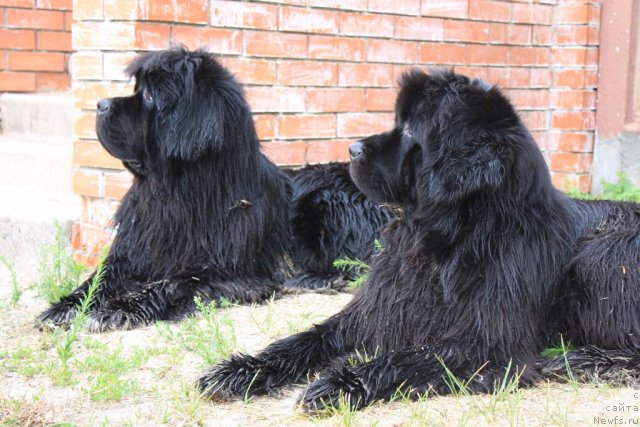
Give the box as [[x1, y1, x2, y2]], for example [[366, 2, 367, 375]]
[[34, 222, 87, 304], [52, 247, 107, 385], [565, 173, 640, 202], [0, 256, 21, 305], [170, 383, 205, 426], [308, 390, 360, 427], [249, 294, 276, 335], [437, 357, 487, 397], [157, 296, 237, 365], [346, 347, 379, 368], [333, 258, 370, 290]]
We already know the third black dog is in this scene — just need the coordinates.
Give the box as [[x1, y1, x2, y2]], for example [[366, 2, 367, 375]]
[[198, 68, 640, 411], [37, 48, 391, 331]]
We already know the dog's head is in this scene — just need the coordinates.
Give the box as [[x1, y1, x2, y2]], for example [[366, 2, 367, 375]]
[[350, 68, 546, 208], [96, 47, 252, 176]]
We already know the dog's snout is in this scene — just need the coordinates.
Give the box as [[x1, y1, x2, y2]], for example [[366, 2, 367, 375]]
[[349, 142, 364, 159], [97, 98, 112, 114]]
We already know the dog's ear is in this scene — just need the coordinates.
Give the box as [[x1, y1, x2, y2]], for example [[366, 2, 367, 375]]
[[427, 131, 504, 203], [154, 56, 228, 161]]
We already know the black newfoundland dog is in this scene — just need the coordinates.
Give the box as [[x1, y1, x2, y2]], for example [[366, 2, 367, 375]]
[[198, 68, 640, 411], [37, 48, 391, 332]]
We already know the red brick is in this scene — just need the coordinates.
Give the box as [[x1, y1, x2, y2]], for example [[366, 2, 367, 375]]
[[73, 22, 135, 50], [306, 139, 351, 163], [419, 42, 466, 64], [551, 47, 597, 67], [73, 112, 98, 140], [254, 114, 276, 140], [307, 88, 366, 112], [366, 88, 396, 111], [551, 90, 596, 109], [309, 0, 367, 10], [36, 72, 69, 91], [104, 171, 133, 200], [510, 47, 549, 66], [467, 45, 509, 66], [7, 51, 65, 71], [445, 20, 490, 43], [469, 0, 511, 22], [7, 8, 64, 30], [549, 152, 592, 173], [64, 11, 72, 30], [104, 53, 137, 81], [556, 26, 590, 45], [74, 140, 124, 170], [486, 67, 530, 88], [245, 30, 307, 59], [490, 23, 531, 45], [309, 35, 366, 61], [137, 0, 208, 24], [553, 69, 597, 88], [72, 52, 102, 80], [0, 29, 35, 49], [367, 39, 418, 64], [38, 0, 72, 9], [547, 132, 594, 153], [104, 0, 137, 19], [262, 141, 306, 166], [554, 4, 591, 24], [277, 60, 337, 86], [368, 0, 419, 16], [211, 1, 277, 30], [526, 69, 549, 88], [73, 168, 102, 198], [277, 114, 336, 139], [173, 26, 241, 55], [337, 112, 393, 137], [0, 0, 34, 7], [519, 111, 547, 131], [0, 71, 35, 91], [455, 66, 489, 82], [512, 3, 552, 25], [134, 23, 170, 50], [421, 0, 467, 19], [507, 89, 549, 110], [532, 26, 553, 45], [245, 86, 307, 113], [79, 198, 119, 228], [339, 12, 395, 38], [552, 111, 594, 131], [73, 0, 102, 20], [338, 63, 394, 87], [394, 16, 444, 41], [280, 7, 339, 34], [220, 57, 277, 85], [36, 31, 71, 51]]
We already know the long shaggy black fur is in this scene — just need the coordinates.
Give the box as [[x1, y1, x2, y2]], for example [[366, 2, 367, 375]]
[[36, 48, 391, 332], [198, 68, 640, 412]]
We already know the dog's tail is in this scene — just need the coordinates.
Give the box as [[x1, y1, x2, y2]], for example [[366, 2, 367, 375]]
[[542, 345, 640, 386]]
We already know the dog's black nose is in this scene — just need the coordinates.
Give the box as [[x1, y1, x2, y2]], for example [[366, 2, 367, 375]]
[[97, 99, 111, 114], [349, 141, 364, 159]]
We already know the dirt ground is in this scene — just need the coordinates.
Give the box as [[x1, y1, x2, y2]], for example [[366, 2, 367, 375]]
[[1, 264, 640, 426]]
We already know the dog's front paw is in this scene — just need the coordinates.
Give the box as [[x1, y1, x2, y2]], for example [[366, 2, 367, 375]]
[[36, 303, 78, 330], [197, 354, 268, 401], [88, 309, 143, 332], [299, 366, 369, 413]]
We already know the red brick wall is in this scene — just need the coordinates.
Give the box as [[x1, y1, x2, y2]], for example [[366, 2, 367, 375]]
[[0, 0, 72, 92], [71, 0, 601, 263]]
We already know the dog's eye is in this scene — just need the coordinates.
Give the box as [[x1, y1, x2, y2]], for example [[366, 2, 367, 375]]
[[142, 88, 153, 104]]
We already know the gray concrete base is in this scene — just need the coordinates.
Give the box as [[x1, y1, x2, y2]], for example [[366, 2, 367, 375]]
[[592, 131, 640, 193], [0, 92, 77, 282]]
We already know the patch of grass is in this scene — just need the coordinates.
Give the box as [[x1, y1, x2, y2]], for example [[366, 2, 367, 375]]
[[34, 222, 87, 304], [346, 347, 379, 368], [170, 383, 206, 426], [0, 345, 51, 376], [0, 256, 21, 306], [333, 240, 383, 290], [76, 340, 152, 401], [156, 296, 237, 366], [437, 357, 487, 397], [307, 390, 361, 427]]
